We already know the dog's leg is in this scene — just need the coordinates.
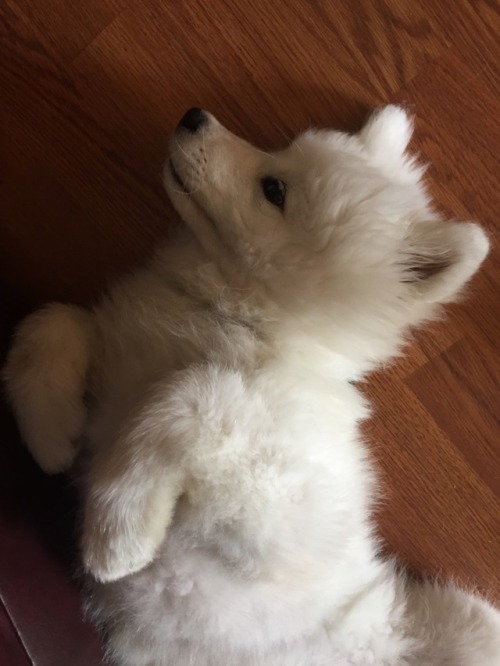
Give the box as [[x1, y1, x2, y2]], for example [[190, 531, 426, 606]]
[[404, 580, 500, 665], [81, 393, 186, 583], [3, 303, 93, 474], [328, 566, 500, 664], [82, 364, 243, 582]]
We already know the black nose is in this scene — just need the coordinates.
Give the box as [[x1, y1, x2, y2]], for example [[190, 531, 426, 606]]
[[178, 107, 208, 133]]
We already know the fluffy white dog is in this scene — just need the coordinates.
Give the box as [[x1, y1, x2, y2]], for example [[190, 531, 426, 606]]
[[4, 107, 499, 665]]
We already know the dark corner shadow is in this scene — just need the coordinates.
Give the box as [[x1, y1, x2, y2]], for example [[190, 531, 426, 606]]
[[0, 292, 79, 572]]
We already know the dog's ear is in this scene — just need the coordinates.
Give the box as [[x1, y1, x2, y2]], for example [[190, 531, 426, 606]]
[[402, 220, 489, 303], [359, 106, 413, 164]]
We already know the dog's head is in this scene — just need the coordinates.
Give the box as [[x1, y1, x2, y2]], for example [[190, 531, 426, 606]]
[[164, 107, 489, 371]]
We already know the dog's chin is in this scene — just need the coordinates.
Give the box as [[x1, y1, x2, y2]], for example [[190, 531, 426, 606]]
[[167, 159, 190, 195], [164, 160, 216, 240], [164, 156, 228, 262]]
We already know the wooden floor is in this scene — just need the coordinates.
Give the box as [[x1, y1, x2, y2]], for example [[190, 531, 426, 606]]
[[0, 0, 499, 662]]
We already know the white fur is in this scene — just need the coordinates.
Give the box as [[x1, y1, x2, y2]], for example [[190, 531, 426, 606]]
[[3, 106, 498, 665], [3, 303, 93, 473]]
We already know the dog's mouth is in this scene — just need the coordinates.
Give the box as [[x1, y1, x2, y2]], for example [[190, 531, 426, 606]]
[[167, 156, 223, 245], [169, 160, 190, 194]]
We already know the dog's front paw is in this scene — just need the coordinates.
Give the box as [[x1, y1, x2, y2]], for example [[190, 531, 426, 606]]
[[81, 446, 184, 582], [82, 522, 159, 583], [81, 480, 179, 582]]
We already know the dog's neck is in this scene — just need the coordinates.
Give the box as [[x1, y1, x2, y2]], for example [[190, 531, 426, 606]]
[[153, 233, 406, 383]]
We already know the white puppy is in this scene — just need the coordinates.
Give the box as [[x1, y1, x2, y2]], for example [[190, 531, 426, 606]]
[[4, 107, 499, 665]]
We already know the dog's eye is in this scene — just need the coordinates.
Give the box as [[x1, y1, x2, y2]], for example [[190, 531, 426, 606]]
[[261, 177, 286, 210]]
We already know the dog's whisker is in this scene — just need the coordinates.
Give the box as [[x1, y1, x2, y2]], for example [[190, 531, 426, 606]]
[[291, 139, 304, 155], [271, 121, 294, 145]]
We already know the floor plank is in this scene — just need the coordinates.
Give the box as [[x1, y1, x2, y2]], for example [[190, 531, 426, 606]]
[[408, 339, 499, 498]]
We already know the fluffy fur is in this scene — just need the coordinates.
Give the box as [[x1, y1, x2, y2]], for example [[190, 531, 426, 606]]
[[3, 106, 499, 665]]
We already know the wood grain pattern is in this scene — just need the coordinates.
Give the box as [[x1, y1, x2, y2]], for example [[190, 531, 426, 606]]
[[0, 0, 499, 660]]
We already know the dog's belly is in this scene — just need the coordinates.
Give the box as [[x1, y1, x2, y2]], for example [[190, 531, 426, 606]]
[[88, 510, 380, 666], [90, 528, 363, 663]]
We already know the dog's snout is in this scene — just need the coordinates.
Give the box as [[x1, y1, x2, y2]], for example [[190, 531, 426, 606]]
[[178, 107, 208, 133]]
